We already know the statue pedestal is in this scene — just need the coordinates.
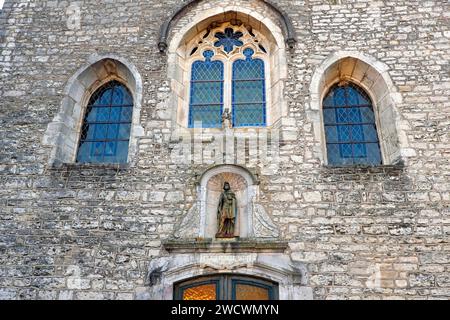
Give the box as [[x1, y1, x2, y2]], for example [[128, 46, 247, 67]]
[[163, 238, 287, 254], [215, 236, 239, 243]]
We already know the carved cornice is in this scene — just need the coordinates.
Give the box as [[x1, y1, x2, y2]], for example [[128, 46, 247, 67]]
[[163, 239, 288, 254]]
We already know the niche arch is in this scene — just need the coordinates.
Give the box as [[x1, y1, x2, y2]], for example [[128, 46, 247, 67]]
[[173, 165, 280, 240], [200, 165, 257, 239]]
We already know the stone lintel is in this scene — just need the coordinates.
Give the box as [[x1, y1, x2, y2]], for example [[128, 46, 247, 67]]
[[163, 238, 289, 254]]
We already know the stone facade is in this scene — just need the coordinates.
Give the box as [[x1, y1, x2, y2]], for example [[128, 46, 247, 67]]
[[0, 0, 449, 300]]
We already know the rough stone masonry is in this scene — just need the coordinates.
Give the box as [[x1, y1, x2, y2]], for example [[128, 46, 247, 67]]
[[0, 0, 449, 300]]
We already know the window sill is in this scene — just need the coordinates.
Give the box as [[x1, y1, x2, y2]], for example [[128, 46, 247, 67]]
[[171, 126, 276, 141], [322, 163, 405, 172], [48, 162, 131, 171]]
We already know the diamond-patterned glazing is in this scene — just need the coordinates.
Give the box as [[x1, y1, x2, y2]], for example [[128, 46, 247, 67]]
[[324, 83, 382, 165], [235, 284, 270, 301], [182, 284, 217, 301], [189, 51, 224, 128], [77, 81, 133, 164], [232, 49, 266, 127]]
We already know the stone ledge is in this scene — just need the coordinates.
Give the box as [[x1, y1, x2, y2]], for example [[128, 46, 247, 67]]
[[163, 239, 289, 254], [321, 163, 405, 173], [47, 162, 132, 172]]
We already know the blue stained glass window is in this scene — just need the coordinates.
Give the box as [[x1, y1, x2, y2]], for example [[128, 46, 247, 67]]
[[323, 83, 382, 166], [232, 48, 266, 127], [214, 28, 244, 54], [189, 50, 224, 128], [77, 81, 133, 164]]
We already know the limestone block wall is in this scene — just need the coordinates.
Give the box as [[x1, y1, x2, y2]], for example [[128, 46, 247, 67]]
[[0, 0, 449, 300]]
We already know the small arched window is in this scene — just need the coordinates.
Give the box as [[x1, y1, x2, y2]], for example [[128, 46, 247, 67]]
[[323, 83, 382, 166], [187, 24, 268, 129], [77, 81, 133, 164]]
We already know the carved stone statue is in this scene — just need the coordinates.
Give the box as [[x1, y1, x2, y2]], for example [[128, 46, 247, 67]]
[[216, 182, 237, 238], [222, 108, 232, 129]]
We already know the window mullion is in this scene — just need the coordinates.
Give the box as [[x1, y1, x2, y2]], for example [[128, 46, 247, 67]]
[[224, 59, 232, 115]]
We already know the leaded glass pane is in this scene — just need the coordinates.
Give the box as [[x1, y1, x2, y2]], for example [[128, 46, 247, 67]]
[[333, 87, 347, 107], [351, 125, 364, 142], [190, 82, 223, 104], [235, 284, 270, 301], [104, 141, 117, 156], [189, 51, 224, 128], [233, 104, 266, 127], [94, 88, 112, 106], [183, 284, 217, 301], [93, 124, 108, 140], [190, 105, 223, 128], [325, 126, 339, 143], [360, 107, 376, 122], [366, 143, 383, 165], [362, 125, 379, 141], [232, 49, 266, 127], [232, 80, 265, 103], [337, 125, 351, 143], [323, 108, 337, 124], [76, 81, 133, 164], [110, 107, 121, 122], [353, 143, 367, 158], [118, 124, 132, 140], [347, 86, 360, 106], [120, 107, 133, 122], [323, 83, 382, 166], [107, 124, 120, 140]]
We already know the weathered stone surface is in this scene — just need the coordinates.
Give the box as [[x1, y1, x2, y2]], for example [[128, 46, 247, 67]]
[[0, 0, 448, 301]]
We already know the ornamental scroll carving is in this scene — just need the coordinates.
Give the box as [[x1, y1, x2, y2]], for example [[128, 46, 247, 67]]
[[174, 203, 200, 239], [252, 203, 280, 238]]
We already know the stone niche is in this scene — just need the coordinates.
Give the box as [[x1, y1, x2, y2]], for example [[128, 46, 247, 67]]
[[205, 172, 248, 238], [172, 165, 280, 240]]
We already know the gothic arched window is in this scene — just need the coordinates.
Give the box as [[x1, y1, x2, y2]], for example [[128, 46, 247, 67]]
[[187, 24, 268, 128], [189, 51, 224, 128], [232, 48, 266, 127], [77, 81, 133, 164], [323, 83, 382, 166]]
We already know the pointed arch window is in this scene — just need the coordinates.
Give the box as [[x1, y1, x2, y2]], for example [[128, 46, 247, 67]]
[[323, 83, 382, 166], [232, 48, 266, 127], [189, 51, 224, 128], [187, 24, 268, 129], [77, 81, 133, 164]]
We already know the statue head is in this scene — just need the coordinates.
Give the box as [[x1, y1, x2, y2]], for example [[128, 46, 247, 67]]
[[223, 182, 231, 191]]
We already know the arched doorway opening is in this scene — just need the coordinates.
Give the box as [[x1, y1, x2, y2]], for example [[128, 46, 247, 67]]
[[174, 274, 279, 300]]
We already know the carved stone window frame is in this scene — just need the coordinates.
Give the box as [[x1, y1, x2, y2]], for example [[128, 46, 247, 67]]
[[308, 51, 413, 166], [42, 54, 144, 167], [165, 7, 290, 138], [184, 22, 272, 128]]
